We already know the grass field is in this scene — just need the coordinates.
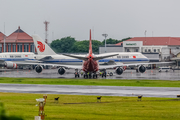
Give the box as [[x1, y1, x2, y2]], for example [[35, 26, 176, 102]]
[[0, 92, 180, 120], [0, 77, 180, 87]]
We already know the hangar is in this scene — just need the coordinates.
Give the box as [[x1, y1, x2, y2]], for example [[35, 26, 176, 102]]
[[0, 26, 35, 53]]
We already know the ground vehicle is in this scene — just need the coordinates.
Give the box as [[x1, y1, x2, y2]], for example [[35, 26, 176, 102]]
[[159, 67, 171, 72]]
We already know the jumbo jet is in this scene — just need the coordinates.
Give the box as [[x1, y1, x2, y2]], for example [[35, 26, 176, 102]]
[[0, 52, 35, 69], [32, 30, 119, 78], [29, 30, 174, 78]]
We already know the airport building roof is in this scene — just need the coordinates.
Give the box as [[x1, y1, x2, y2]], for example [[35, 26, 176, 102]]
[[0, 32, 6, 41], [116, 37, 180, 46], [1, 26, 33, 43]]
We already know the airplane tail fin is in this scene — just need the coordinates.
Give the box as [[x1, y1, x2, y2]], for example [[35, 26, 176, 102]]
[[32, 34, 56, 55], [89, 29, 92, 55], [62, 29, 119, 61]]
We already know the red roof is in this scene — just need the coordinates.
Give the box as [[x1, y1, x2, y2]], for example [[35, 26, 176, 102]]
[[116, 37, 180, 46], [1, 26, 33, 43], [0, 32, 6, 41]]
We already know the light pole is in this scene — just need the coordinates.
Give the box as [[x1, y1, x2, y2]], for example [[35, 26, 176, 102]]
[[102, 33, 108, 53], [4, 22, 5, 52]]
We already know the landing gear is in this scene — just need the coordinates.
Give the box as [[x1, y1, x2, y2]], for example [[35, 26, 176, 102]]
[[83, 72, 97, 79], [84, 73, 88, 79], [75, 74, 79, 78], [74, 69, 80, 78], [89, 73, 92, 78], [102, 71, 107, 78], [109, 72, 113, 76], [75, 72, 79, 78], [93, 73, 98, 79]]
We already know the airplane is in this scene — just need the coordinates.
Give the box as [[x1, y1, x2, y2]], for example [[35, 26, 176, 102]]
[[29, 30, 174, 78], [0, 52, 36, 69], [31, 30, 119, 78]]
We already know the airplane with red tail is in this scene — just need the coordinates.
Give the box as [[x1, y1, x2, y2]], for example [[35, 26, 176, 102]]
[[61, 29, 119, 78]]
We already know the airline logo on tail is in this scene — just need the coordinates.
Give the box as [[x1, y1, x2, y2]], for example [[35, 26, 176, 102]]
[[37, 41, 45, 52]]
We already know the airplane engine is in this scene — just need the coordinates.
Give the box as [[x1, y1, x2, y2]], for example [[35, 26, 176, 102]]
[[58, 67, 66, 75], [116, 67, 123, 75], [4, 61, 17, 69], [35, 65, 43, 73], [138, 65, 146, 73], [107, 60, 116, 65]]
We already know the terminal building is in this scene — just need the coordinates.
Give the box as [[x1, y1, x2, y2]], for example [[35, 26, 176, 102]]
[[99, 37, 180, 62], [0, 26, 35, 53]]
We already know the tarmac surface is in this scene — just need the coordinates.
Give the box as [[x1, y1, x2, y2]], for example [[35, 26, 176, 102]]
[[0, 69, 180, 98], [0, 68, 180, 80], [0, 83, 180, 98]]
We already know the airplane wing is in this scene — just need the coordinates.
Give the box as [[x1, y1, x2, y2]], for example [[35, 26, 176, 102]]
[[16, 60, 175, 70], [24, 56, 54, 63], [94, 54, 119, 60], [15, 61, 82, 70], [38, 56, 54, 61], [62, 54, 87, 60], [62, 53, 119, 61], [99, 61, 175, 70]]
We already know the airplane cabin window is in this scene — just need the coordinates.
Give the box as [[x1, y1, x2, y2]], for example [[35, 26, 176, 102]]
[[122, 56, 129, 58], [117, 56, 121, 58]]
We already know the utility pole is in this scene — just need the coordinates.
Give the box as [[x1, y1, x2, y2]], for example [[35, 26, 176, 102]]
[[4, 22, 5, 52], [102, 33, 108, 53]]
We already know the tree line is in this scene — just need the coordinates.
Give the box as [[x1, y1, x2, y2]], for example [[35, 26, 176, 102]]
[[50, 37, 131, 53]]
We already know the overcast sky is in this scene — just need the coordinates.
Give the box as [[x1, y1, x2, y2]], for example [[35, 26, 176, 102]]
[[1, 0, 180, 42]]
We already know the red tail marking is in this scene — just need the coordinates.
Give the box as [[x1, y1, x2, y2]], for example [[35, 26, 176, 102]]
[[133, 56, 136, 58], [37, 41, 45, 52], [89, 29, 92, 55]]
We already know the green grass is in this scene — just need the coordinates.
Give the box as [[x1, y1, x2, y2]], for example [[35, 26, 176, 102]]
[[1, 92, 180, 120], [0, 77, 180, 87]]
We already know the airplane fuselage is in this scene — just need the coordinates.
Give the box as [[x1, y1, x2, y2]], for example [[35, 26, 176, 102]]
[[0, 52, 35, 62], [34, 52, 149, 65], [83, 54, 98, 72]]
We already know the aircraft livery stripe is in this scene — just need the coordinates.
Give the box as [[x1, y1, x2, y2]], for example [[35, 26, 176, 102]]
[[0, 58, 35, 61]]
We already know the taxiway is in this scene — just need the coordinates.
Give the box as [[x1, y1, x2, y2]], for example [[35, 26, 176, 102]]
[[0, 69, 180, 98], [0, 69, 180, 80], [0, 83, 179, 98]]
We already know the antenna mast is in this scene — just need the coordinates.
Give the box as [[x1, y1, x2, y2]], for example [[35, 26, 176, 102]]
[[44, 21, 49, 44]]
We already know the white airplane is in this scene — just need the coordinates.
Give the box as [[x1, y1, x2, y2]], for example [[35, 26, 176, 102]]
[[28, 30, 174, 78], [0, 52, 35, 69]]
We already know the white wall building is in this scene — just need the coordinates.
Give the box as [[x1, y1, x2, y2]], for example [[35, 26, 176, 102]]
[[99, 37, 180, 62]]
